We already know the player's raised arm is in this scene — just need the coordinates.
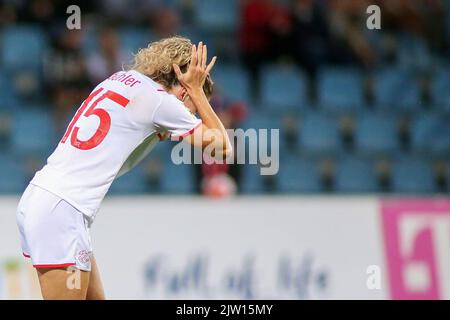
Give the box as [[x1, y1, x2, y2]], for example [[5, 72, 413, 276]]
[[173, 42, 232, 160]]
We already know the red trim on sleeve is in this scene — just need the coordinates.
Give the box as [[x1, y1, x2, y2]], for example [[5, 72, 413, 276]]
[[33, 263, 76, 269], [23, 253, 31, 258], [171, 121, 202, 141]]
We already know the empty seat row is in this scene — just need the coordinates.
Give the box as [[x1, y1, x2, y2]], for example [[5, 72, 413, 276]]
[[3, 108, 450, 158], [0, 148, 446, 195], [241, 157, 443, 194], [242, 112, 450, 157], [2, 24, 450, 113], [213, 64, 448, 113]]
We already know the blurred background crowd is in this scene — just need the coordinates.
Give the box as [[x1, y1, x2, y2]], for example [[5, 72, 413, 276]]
[[0, 0, 450, 196]]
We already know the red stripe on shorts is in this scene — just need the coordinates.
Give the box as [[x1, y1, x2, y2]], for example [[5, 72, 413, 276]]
[[33, 263, 76, 268]]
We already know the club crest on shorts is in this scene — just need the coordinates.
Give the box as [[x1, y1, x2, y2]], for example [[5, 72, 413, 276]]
[[76, 250, 91, 267]]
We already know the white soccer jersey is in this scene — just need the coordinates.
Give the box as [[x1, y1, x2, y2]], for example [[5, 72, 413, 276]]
[[30, 70, 201, 220]]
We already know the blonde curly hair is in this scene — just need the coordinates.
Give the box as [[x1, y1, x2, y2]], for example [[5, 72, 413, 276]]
[[130, 36, 213, 97]]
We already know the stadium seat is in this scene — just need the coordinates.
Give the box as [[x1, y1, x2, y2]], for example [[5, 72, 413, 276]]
[[0, 155, 26, 193], [11, 108, 56, 156], [81, 29, 100, 55], [397, 35, 431, 70], [373, 68, 421, 112], [260, 65, 307, 112], [160, 162, 195, 193], [277, 157, 322, 193], [0, 72, 19, 110], [109, 166, 149, 194], [151, 140, 177, 161], [242, 113, 283, 130], [178, 26, 218, 57], [298, 113, 341, 155], [355, 113, 399, 155], [1, 25, 47, 73], [411, 113, 450, 156], [317, 67, 364, 113], [194, 0, 238, 31], [212, 65, 250, 103], [241, 113, 286, 155], [431, 69, 450, 112], [392, 157, 436, 194], [119, 27, 155, 58], [240, 164, 268, 194], [335, 157, 378, 193]]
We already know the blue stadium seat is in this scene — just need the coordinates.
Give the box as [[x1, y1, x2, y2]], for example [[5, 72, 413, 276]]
[[213, 65, 250, 103], [81, 29, 100, 55], [160, 162, 195, 193], [119, 28, 155, 58], [298, 113, 341, 154], [355, 113, 399, 155], [392, 158, 436, 194], [151, 140, 177, 162], [242, 113, 283, 131], [397, 35, 431, 70], [277, 157, 322, 193], [373, 69, 421, 112], [1, 25, 47, 73], [109, 160, 151, 194], [178, 26, 217, 57], [241, 113, 286, 154], [411, 113, 450, 156], [261, 65, 307, 112], [194, 0, 238, 31], [0, 72, 18, 110], [431, 69, 450, 112], [335, 157, 378, 193], [241, 164, 267, 194], [11, 108, 56, 156], [317, 67, 364, 113], [0, 155, 26, 193]]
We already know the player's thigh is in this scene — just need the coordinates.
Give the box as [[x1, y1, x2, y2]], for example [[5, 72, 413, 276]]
[[86, 255, 105, 300], [37, 267, 90, 300]]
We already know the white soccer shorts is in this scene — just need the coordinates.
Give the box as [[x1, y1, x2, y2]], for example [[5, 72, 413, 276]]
[[16, 184, 93, 271]]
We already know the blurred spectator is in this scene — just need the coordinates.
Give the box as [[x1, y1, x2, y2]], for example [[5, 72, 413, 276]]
[[194, 91, 248, 194], [43, 29, 91, 133], [0, 2, 18, 27], [239, 0, 279, 100], [289, 0, 330, 102], [18, 0, 56, 28], [87, 27, 128, 83], [377, 0, 447, 56], [267, 3, 293, 61], [327, 0, 376, 68], [151, 7, 180, 38]]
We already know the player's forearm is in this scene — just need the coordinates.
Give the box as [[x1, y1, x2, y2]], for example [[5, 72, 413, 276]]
[[189, 89, 232, 157]]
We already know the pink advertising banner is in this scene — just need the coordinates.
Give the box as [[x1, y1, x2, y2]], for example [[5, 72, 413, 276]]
[[381, 198, 450, 300]]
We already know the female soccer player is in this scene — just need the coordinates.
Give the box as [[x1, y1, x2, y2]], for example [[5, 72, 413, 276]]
[[16, 37, 232, 299]]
